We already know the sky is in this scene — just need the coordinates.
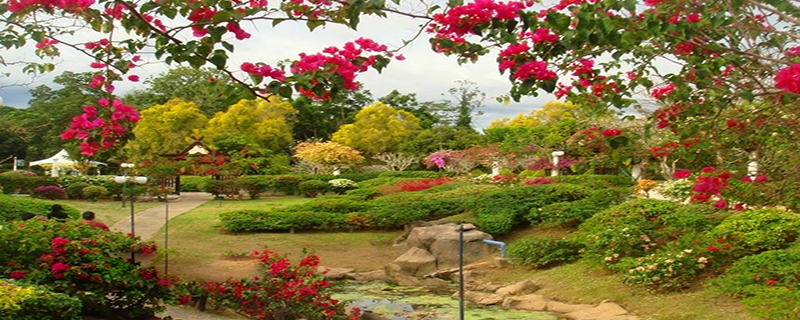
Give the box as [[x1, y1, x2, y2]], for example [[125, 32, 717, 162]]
[[0, 4, 557, 130]]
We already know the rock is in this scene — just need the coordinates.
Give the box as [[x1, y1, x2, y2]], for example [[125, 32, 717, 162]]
[[468, 281, 503, 292], [496, 279, 541, 296], [350, 269, 387, 282], [546, 301, 594, 313], [451, 290, 504, 306], [386, 247, 437, 277], [319, 267, 355, 280], [392, 273, 422, 287], [419, 278, 449, 290], [564, 301, 630, 320], [502, 294, 550, 311], [360, 311, 391, 320], [405, 223, 495, 269], [494, 257, 513, 268]]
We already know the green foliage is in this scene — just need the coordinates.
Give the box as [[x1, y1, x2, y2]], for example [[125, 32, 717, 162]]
[[0, 171, 54, 195], [269, 175, 306, 194], [343, 187, 382, 201], [332, 102, 421, 154], [554, 174, 635, 188], [527, 187, 633, 227], [130, 98, 208, 162], [0, 220, 176, 318], [0, 281, 82, 320], [711, 245, 800, 319], [81, 185, 108, 200], [298, 180, 330, 198], [179, 176, 212, 192], [0, 194, 80, 221], [656, 178, 693, 201], [65, 182, 90, 199], [575, 199, 717, 264], [465, 183, 590, 235], [237, 176, 270, 198], [708, 209, 800, 257], [616, 243, 711, 292], [508, 237, 584, 268], [377, 170, 449, 179]]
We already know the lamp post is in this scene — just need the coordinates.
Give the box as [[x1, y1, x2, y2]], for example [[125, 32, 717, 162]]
[[114, 169, 147, 262], [119, 163, 134, 208]]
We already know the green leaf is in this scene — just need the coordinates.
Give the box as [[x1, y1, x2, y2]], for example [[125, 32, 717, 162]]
[[31, 31, 44, 42], [546, 12, 571, 32], [448, 0, 463, 6], [212, 11, 232, 23], [222, 41, 234, 53], [188, 56, 205, 69], [306, 20, 324, 31], [540, 79, 557, 93], [611, 51, 625, 61], [738, 91, 754, 102], [278, 85, 293, 98], [209, 50, 228, 69], [623, 0, 636, 12]]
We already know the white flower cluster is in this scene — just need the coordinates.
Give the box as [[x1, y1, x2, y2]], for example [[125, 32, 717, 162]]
[[328, 179, 357, 188]]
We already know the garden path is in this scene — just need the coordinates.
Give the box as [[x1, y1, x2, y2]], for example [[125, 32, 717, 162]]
[[110, 192, 214, 241]]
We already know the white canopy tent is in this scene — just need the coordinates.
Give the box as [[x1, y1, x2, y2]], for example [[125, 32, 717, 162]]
[[29, 149, 106, 177]]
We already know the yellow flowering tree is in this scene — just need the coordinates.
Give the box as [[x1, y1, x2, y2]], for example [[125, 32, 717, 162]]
[[130, 98, 208, 161], [332, 102, 420, 154], [293, 141, 364, 173], [203, 96, 297, 155]]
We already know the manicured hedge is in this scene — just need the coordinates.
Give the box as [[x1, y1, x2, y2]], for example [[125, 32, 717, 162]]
[[527, 187, 634, 227], [465, 183, 591, 235], [508, 237, 585, 268], [554, 174, 635, 188], [0, 194, 80, 221], [180, 176, 211, 192], [219, 183, 498, 232], [0, 171, 56, 195]]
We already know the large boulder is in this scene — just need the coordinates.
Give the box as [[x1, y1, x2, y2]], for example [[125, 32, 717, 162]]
[[405, 223, 494, 269], [385, 247, 437, 277]]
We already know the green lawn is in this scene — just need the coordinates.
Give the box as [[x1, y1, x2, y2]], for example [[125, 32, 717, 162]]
[[148, 196, 406, 282]]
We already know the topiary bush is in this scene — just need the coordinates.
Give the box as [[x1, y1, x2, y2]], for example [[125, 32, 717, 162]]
[[465, 183, 591, 235], [65, 182, 90, 199], [0, 171, 54, 195], [179, 176, 212, 192], [377, 170, 449, 179], [269, 175, 306, 194], [508, 237, 584, 268], [81, 185, 108, 200], [706, 208, 800, 261], [554, 174, 635, 189], [0, 281, 82, 320], [298, 180, 330, 198], [0, 194, 80, 221], [32, 185, 67, 200]]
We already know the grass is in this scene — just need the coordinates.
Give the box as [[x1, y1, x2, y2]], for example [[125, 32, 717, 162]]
[[148, 195, 406, 282], [142, 194, 758, 319], [42, 198, 162, 226]]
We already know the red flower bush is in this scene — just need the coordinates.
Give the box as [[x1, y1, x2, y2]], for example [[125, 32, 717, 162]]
[[393, 177, 454, 192]]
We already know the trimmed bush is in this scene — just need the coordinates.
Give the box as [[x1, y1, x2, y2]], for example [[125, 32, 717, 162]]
[[284, 198, 370, 214], [0, 194, 80, 221], [0, 281, 82, 320], [711, 245, 800, 319], [298, 180, 330, 198], [270, 175, 306, 194], [707, 208, 800, 258], [465, 183, 590, 235], [220, 210, 348, 231], [508, 237, 584, 268], [82, 185, 108, 200], [377, 171, 449, 179], [65, 182, 90, 199], [343, 187, 382, 200], [0, 171, 54, 195], [32, 185, 67, 200], [180, 176, 212, 192], [238, 176, 270, 198], [574, 199, 718, 264], [554, 174, 635, 188], [527, 187, 633, 227]]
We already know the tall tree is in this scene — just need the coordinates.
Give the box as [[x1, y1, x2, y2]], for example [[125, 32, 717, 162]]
[[123, 67, 250, 117], [332, 102, 421, 155], [292, 86, 373, 141], [24, 71, 106, 160], [435, 80, 486, 129], [378, 90, 441, 129], [129, 98, 208, 162], [203, 96, 297, 156]]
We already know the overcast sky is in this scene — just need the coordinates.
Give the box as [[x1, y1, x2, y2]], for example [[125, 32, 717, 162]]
[[0, 6, 556, 129]]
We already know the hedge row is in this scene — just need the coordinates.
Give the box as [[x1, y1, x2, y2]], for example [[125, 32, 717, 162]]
[[0, 194, 80, 221], [526, 187, 634, 227], [464, 183, 592, 235], [220, 183, 499, 232], [0, 281, 82, 320]]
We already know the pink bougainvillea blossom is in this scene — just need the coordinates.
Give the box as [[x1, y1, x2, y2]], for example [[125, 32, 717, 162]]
[[774, 64, 800, 94], [673, 169, 691, 179], [651, 83, 675, 99]]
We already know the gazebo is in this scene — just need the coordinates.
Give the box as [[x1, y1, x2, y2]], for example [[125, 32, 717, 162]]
[[160, 138, 214, 195], [29, 149, 106, 177]]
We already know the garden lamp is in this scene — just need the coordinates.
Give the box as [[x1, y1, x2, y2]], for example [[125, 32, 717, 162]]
[[114, 165, 148, 261]]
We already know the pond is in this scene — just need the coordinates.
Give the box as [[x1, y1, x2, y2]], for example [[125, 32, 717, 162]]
[[332, 281, 557, 320]]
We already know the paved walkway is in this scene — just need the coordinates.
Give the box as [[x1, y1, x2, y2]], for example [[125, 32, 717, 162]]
[[109, 192, 242, 319], [110, 192, 213, 241]]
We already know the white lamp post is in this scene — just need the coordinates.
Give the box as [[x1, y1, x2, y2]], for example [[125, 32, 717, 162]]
[[551, 151, 565, 176], [114, 165, 147, 261]]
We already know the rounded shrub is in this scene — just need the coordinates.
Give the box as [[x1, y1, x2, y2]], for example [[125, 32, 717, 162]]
[[82, 186, 108, 200], [0, 194, 80, 221], [65, 182, 91, 199], [32, 185, 67, 200], [0, 281, 82, 320], [707, 208, 800, 257], [298, 180, 330, 198], [508, 237, 584, 268]]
